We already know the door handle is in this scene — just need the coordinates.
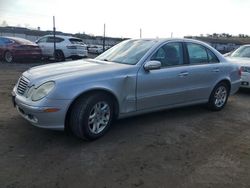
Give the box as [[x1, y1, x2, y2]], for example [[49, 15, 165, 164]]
[[212, 68, 220, 72], [178, 71, 189, 77]]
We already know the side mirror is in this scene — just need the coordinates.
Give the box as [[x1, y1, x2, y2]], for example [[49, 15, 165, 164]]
[[144, 60, 161, 71]]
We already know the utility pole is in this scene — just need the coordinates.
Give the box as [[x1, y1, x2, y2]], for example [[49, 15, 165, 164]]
[[103, 23, 106, 52], [53, 16, 56, 59], [171, 32, 173, 38], [140, 28, 142, 38]]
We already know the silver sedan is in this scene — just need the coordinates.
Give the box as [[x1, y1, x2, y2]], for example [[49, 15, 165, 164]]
[[12, 38, 241, 140]]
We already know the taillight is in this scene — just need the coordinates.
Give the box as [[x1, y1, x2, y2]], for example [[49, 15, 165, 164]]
[[67, 45, 77, 49]]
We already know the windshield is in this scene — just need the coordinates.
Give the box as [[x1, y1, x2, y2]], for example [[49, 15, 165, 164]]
[[231, 46, 250, 58], [95, 39, 157, 65]]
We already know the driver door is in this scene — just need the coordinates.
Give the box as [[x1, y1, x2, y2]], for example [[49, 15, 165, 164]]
[[136, 42, 191, 110]]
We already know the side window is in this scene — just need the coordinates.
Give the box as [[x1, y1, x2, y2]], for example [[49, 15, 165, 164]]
[[207, 49, 220, 63], [47, 37, 64, 43], [151, 42, 184, 67], [187, 43, 208, 64], [0, 38, 5, 46]]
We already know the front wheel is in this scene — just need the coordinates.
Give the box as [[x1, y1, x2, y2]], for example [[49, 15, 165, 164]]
[[70, 93, 114, 140], [208, 82, 229, 111], [4, 51, 14, 63]]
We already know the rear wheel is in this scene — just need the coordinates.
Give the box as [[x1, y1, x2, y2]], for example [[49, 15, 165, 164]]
[[54, 50, 65, 62], [70, 93, 114, 140], [4, 51, 14, 63], [208, 82, 229, 111]]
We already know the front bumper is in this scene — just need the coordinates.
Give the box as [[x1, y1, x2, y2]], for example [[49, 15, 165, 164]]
[[12, 90, 71, 130], [241, 72, 250, 88]]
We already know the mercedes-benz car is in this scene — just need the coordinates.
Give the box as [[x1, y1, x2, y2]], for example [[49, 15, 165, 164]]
[[226, 44, 250, 88], [12, 38, 241, 140]]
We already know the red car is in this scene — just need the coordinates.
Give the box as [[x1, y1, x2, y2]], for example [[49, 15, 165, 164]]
[[0, 36, 42, 63]]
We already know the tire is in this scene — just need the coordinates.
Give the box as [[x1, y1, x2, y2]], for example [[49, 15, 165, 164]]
[[4, 51, 14, 63], [207, 82, 229, 111], [69, 93, 114, 140], [54, 50, 65, 62]]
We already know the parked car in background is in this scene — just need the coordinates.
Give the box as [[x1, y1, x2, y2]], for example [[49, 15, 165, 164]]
[[226, 44, 250, 88], [12, 38, 241, 140], [0, 36, 42, 63], [88, 45, 104, 54], [36, 35, 88, 61]]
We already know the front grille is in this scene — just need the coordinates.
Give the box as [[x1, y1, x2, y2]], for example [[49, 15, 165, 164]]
[[17, 77, 29, 95]]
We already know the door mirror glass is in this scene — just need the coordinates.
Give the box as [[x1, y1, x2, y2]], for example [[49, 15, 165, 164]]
[[144, 60, 161, 71]]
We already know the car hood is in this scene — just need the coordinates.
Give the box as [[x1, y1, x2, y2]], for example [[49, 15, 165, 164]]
[[23, 59, 133, 84], [227, 57, 250, 67]]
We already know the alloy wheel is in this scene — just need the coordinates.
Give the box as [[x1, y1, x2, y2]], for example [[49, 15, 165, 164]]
[[88, 101, 111, 134]]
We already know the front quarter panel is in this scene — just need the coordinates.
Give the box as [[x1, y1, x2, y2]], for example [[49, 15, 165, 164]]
[[47, 67, 138, 114]]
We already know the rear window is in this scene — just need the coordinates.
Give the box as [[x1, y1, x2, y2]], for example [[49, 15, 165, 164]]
[[0, 38, 15, 45], [69, 38, 84, 45]]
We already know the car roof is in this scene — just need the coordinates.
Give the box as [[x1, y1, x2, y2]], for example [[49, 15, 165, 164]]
[[41, 35, 81, 40], [0, 36, 36, 45], [240, 44, 250, 47], [127, 38, 213, 47]]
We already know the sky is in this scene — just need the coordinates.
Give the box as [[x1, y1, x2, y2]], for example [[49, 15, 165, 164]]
[[0, 0, 250, 38]]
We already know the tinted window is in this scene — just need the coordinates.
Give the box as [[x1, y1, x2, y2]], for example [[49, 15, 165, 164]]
[[0, 38, 14, 45], [0, 38, 6, 46], [207, 49, 219, 63], [69, 38, 84, 44], [151, 42, 183, 67], [47, 37, 64, 43]]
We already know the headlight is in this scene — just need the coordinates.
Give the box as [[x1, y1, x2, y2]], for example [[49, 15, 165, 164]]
[[31, 81, 55, 101]]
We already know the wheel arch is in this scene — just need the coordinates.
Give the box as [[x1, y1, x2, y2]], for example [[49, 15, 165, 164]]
[[64, 88, 120, 131], [214, 79, 231, 93]]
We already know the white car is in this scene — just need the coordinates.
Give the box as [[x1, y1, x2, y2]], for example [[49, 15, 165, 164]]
[[88, 45, 104, 54], [36, 35, 88, 61], [226, 45, 250, 88]]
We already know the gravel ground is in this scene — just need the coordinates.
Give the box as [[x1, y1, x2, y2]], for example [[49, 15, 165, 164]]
[[0, 60, 250, 188]]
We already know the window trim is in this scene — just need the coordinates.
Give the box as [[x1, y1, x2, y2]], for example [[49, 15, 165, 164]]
[[206, 48, 220, 63]]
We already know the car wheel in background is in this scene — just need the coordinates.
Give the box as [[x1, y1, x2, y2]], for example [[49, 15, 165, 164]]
[[70, 93, 114, 140], [4, 51, 14, 63], [208, 82, 229, 111], [54, 50, 65, 62]]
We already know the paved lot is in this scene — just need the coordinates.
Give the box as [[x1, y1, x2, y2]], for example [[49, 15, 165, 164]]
[[0, 60, 250, 188]]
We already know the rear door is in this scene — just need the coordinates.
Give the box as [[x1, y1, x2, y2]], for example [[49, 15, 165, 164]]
[[182, 42, 222, 101]]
